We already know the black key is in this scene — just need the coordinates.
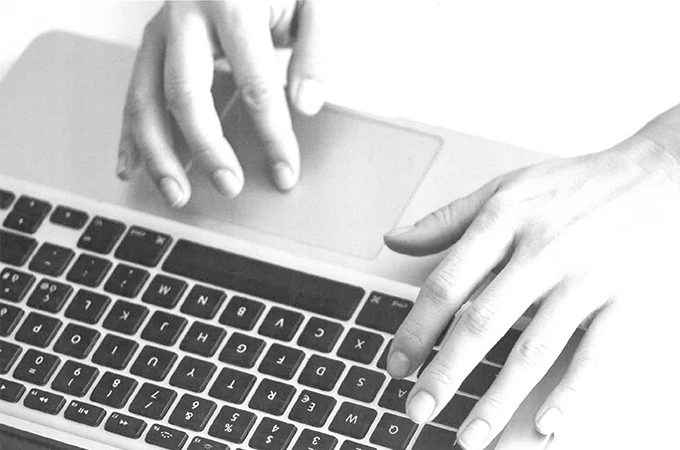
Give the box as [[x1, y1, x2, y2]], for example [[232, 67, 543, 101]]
[[66, 253, 112, 287], [4, 196, 51, 234], [249, 378, 296, 416], [340, 441, 377, 450], [50, 205, 88, 229], [29, 243, 74, 277], [141, 310, 187, 346], [486, 328, 522, 365], [0, 340, 21, 374], [369, 413, 417, 450], [164, 239, 365, 320], [288, 389, 337, 428], [433, 394, 477, 429], [26, 278, 73, 313], [356, 292, 413, 335], [170, 356, 217, 393], [12, 349, 59, 385], [337, 328, 384, 365], [129, 382, 177, 420], [297, 354, 345, 391], [208, 405, 257, 444], [460, 363, 500, 397], [208, 367, 256, 404], [105, 411, 147, 439], [90, 371, 137, 408], [24, 387, 65, 415], [51, 360, 99, 397], [91, 334, 138, 370], [0, 230, 37, 266], [180, 321, 226, 357], [104, 263, 149, 298], [145, 423, 188, 450], [378, 379, 414, 414], [15, 312, 62, 347], [64, 400, 106, 427], [53, 323, 100, 359], [412, 424, 460, 450], [102, 299, 148, 335], [142, 274, 187, 309], [0, 267, 35, 302], [115, 226, 172, 267], [292, 429, 338, 450], [297, 317, 343, 353], [329, 402, 377, 439], [219, 332, 265, 368], [0, 189, 15, 209], [338, 366, 385, 403], [0, 377, 25, 402], [0, 303, 24, 337], [258, 343, 305, 380], [130, 345, 177, 381], [78, 216, 125, 254], [219, 295, 264, 330], [168, 393, 217, 431], [187, 436, 229, 450], [64, 289, 110, 324], [181, 284, 226, 319], [249, 417, 297, 450], [258, 306, 303, 342]]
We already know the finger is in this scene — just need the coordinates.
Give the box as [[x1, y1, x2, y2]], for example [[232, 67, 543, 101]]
[[386, 187, 512, 382], [406, 248, 560, 426], [287, 0, 328, 115], [534, 301, 619, 437], [384, 179, 500, 256], [164, 4, 244, 198], [212, 2, 300, 190], [122, 15, 191, 207], [455, 279, 600, 450], [116, 130, 141, 181]]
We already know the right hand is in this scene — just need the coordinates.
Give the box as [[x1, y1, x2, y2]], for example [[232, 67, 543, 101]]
[[116, 0, 327, 206]]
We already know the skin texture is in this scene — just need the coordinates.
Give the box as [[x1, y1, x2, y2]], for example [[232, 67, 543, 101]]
[[384, 104, 680, 449], [117, 0, 327, 206]]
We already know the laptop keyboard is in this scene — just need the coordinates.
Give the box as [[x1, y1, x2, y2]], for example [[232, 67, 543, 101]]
[[0, 187, 522, 450]]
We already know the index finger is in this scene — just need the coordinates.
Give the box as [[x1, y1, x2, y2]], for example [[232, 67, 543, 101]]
[[211, 2, 300, 190]]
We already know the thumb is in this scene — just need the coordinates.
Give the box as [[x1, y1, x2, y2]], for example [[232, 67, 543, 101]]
[[384, 180, 498, 256]]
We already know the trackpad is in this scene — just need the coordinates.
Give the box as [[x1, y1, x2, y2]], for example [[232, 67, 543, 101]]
[[186, 95, 441, 260]]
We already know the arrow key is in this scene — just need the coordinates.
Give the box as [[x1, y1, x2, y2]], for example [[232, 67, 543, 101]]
[[104, 412, 147, 439], [23, 388, 65, 415], [64, 400, 106, 426], [0, 377, 25, 403]]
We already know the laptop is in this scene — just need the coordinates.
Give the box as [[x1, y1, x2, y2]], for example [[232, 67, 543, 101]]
[[0, 31, 577, 450]]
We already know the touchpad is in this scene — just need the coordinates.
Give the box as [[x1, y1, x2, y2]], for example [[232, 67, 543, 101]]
[[185, 89, 442, 260]]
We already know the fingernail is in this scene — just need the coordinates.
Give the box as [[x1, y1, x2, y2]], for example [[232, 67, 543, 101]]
[[295, 78, 324, 116], [387, 351, 411, 378], [385, 225, 415, 237], [457, 419, 490, 450], [536, 407, 562, 435], [407, 391, 436, 423], [272, 161, 297, 191], [116, 150, 129, 179], [159, 177, 185, 208], [212, 169, 243, 199]]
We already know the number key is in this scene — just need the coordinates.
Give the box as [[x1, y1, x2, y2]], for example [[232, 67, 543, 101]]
[[90, 372, 137, 408], [208, 405, 256, 444], [12, 349, 60, 386], [168, 393, 217, 432], [51, 360, 99, 397], [249, 417, 296, 450], [291, 429, 338, 450], [128, 382, 177, 420]]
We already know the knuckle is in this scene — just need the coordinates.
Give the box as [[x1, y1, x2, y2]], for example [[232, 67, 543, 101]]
[[572, 348, 603, 372], [397, 322, 428, 350], [164, 79, 195, 115], [421, 270, 457, 308], [422, 362, 457, 388], [240, 79, 277, 112], [513, 336, 555, 368], [460, 302, 498, 339]]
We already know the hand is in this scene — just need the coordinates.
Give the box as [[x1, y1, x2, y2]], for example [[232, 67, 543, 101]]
[[384, 105, 680, 449], [116, 0, 327, 206]]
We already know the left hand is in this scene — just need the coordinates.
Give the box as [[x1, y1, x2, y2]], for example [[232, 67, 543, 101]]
[[384, 105, 680, 449]]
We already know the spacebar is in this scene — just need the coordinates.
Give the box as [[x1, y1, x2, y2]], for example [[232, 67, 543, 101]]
[[162, 239, 365, 321]]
